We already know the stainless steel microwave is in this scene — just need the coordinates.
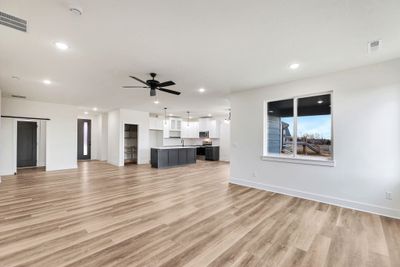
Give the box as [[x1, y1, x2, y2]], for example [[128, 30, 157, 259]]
[[199, 131, 209, 138]]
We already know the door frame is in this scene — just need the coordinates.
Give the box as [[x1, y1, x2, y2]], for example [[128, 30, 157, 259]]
[[77, 119, 92, 160], [12, 118, 47, 174], [17, 121, 37, 167], [122, 123, 139, 166]]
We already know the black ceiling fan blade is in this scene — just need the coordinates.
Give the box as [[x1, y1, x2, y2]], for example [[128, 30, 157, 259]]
[[158, 88, 181, 95], [157, 81, 175, 87], [129, 76, 148, 85], [122, 86, 149, 88]]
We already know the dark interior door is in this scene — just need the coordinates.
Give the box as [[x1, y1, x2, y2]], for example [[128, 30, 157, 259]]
[[17, 121, 37, 167], [77, 119, 91, 160]]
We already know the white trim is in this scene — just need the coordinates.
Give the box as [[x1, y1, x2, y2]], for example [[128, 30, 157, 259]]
[[230, 177, 400, 219], [263, 91, 334, 165], [293, 96, 298, 155], [261, 155, 335, 167]]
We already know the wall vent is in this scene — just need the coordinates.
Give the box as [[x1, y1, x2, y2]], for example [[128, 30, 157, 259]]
[[11, 94, 27, 99], [368, 40, 382, 53], [0, 11, 27, 32]]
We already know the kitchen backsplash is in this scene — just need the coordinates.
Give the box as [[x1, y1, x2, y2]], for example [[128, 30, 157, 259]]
[[163, 138, 220, 146]]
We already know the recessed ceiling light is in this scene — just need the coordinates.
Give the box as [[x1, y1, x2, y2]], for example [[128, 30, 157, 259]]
[[169, 113, 173, 116], [84, 111, 89, 115], [43, 79, 51, 85], [189, 116, 192, 119], [208, 113, 212, 117], [154, 100, 160, 104], [55, 42, 69, 50], [198, 88, 205, 93], [92, 107, 98, 111], [289, 63, 300, 70], [317, 100, 324, 104]]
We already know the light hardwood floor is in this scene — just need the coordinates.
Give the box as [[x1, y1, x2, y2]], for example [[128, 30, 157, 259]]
[[0, 161, 399, 267]]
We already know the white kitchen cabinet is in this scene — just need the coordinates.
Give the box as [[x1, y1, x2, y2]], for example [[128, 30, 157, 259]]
[[209, 120, 220, 138], [162, 118, 183, 138], [169, 118, 182, 131], [198, 118, 220, 138], [149, 117, 163, 130], [163, 119, 170, 138], [199, 118, 209, 132], [181, 121, 199, 138]]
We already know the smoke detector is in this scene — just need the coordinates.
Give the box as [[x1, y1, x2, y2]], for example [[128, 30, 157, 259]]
[[368, 40, 382, 53], [69, 7, 83, 16]]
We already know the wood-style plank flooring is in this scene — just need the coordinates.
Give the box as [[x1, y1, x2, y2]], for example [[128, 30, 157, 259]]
[[0, 160, 399, 267]]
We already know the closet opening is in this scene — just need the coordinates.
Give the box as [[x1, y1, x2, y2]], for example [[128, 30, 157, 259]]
[[124, 124, 138, 165]]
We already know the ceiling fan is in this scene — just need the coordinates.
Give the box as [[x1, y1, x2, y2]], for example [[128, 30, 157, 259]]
[[122, 73, 181, 96]]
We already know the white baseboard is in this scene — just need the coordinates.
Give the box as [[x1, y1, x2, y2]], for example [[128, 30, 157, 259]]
[[230, 177, 400, 219], [46, 164, 78, 172]]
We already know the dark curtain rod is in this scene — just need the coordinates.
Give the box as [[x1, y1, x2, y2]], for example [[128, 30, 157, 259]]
[[1, 115, 51, 121]]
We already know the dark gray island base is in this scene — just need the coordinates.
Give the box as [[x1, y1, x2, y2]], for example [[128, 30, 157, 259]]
[[151, 147, 197, 168]]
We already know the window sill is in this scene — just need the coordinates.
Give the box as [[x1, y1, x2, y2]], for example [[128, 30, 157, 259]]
[[261, 155, 335, 167]]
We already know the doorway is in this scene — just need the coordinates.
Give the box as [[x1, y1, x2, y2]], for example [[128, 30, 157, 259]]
[[124, 124, 138, 165], [77, 119, 91, 160], [17, 121, 37, 168]]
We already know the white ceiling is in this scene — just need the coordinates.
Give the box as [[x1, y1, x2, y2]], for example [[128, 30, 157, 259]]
[[1, 0, 400, 117]]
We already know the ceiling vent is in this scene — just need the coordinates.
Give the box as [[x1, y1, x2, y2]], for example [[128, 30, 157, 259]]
[[11, 94, 27, 99], [0, 11, 27, 32], [368, 40, 382, 53]]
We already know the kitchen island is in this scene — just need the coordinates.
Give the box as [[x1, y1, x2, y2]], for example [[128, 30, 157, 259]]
[[151, 146, 197, 168]]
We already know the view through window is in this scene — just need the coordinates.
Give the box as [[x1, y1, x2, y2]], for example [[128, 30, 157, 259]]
[[266, 93, 332, 160]]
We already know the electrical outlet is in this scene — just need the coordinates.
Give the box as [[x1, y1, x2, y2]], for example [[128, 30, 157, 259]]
[[385, 191, 392, 200]]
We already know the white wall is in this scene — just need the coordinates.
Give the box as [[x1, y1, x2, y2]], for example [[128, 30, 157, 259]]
[[94, 114, 102, 160], [0, 90, 2, 181], [0, 98, 79, 174], [37, 120, 47, 166], [101, 113, 108, 161], [149, 130, 163, 148], [219, 121, 231, 161], [230, 59, 400, 218], [0, 119, 13, 176], [107, 110, 121, 166]]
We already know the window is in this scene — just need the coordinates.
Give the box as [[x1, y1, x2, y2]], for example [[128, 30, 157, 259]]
[[83, 121, 88, 156], [264, 92, 333, 164]]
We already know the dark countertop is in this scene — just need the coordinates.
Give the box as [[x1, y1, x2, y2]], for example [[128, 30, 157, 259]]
[[151, 145, 219, 149]]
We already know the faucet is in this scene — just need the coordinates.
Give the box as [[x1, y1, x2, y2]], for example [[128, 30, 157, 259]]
[[181, 139, 185, 147]]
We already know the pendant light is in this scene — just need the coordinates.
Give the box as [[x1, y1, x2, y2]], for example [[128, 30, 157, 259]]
[[224, 109, 231, 124], [164, 107, 167, 125], [187, 111, 190, 126]]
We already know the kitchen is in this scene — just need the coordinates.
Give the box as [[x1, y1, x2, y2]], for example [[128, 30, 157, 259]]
[[149, 115, 229, 168]]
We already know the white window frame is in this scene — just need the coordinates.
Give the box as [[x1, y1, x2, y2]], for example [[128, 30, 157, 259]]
[[262, 91, 335, 167]]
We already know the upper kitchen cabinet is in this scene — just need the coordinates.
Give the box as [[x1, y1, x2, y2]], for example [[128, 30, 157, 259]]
[[209, 119, 220, 138], [162, 117, 182, 132], [163, 117, 182, 138], [199, 118, 220, 138], [149, 117, 164, 130], [181, 121, 199, 138], [169, 118, 182, 131]]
